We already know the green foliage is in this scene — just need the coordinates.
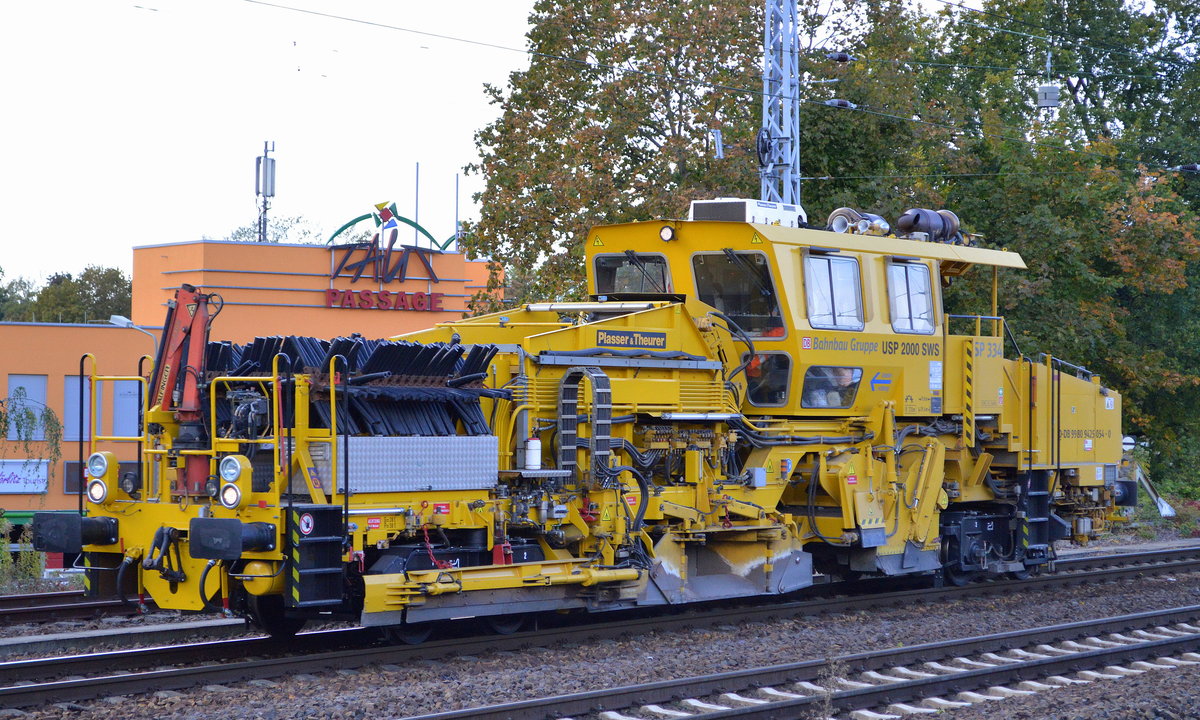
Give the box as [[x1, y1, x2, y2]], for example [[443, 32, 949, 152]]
[[31, 266, 133, 325], [0, 386, 63, 485], [0, 266, 132, 325], [0, 520, 54, 594], [0, 271, 36, 322]]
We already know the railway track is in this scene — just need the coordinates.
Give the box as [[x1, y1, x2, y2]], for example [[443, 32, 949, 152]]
[[0, 544, 1196, 708], [408, 605, 1200, 720], [0, 590, 149, 624], [0, 592, 160, 624]]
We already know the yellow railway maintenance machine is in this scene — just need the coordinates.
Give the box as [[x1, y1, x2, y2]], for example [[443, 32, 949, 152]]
[[34, 200, 1130, 638]]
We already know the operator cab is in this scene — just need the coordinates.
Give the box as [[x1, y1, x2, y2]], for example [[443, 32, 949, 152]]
[[587, 199, 1026, 419]]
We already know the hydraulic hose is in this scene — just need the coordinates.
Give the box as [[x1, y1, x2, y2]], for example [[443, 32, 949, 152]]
[[198, 559, 221, 611], [116, 556, 136, 607]]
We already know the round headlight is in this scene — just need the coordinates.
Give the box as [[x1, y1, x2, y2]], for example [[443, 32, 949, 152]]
[[659, 225, 676, 242], [87, 452, 109, 478], [219, 483, 242, 509], [86, 478, 108, 504], [219, 456, 243, 483], [119, 471, 141, 495]]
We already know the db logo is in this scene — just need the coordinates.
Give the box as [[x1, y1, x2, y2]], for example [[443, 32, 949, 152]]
[[801, 337, 813, 350], [298, 513, 315, 535]]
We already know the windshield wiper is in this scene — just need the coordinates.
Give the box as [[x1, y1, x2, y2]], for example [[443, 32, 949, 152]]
[[721, 248, 773, 298], [624, 250, 665, 293]]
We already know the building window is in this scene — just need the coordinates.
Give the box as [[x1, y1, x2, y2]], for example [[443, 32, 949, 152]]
[[693, 251, 785, 337], [64, 376, 103, 442], [594, 253, 672, 294], [112, 380, 141, 438], [887, 261, 936, 334], [801, 366, 863, 409], [63, 461, 85, 495], [5, 375, 48, 441], [804, 254, 864, 331]]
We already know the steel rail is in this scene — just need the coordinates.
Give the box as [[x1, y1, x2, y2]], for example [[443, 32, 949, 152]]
[[404, 605, 1200, 720], [0, 591, 83, 609], [0, 545, 1196, 707], [0, 590, 157, 624]]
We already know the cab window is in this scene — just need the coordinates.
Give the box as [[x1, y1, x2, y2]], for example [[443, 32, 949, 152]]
[[692, 251, 785, 337], [595, 253, 671, 294], [744, 353, 791, 406], [887, 260, 935, 334], [805, 253, 864, 331], [801, 366, 862, 409]]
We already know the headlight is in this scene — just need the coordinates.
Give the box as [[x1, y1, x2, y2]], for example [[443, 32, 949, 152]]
[[118, 471, 141, 496], [87, 452, 109, 478], [219, 456, 243, 482], [219, 483, 242, 509], [86, 479, 108, 504], [659, 225, 676, 242]]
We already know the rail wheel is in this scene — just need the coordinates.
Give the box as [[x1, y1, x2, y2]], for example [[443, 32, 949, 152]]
[[248, 593, 307, 638], [483, 613, 531, 635], [384, 623, 434, 645], [942, 539, 977, 587]]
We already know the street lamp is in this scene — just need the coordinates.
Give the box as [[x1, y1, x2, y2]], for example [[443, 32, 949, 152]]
[[109, 315, 158, 360]]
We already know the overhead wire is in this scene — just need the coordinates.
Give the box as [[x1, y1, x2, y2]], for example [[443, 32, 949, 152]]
[[244, 0, 1193, 176], [800, 168, 1119, 181], [829, 54, 1161, 81], [810, 98, 1168, 171], [928, 0, 1190, 68]]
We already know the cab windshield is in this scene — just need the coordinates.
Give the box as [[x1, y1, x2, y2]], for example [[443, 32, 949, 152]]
[[692, 250, 785, 337], [594, 253, 671, 294]]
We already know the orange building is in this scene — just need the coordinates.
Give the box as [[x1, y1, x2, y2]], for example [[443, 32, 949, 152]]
[[0, 237, 492, 524]]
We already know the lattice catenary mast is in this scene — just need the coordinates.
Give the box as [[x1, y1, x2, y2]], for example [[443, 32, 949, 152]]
[[758, 0, 801, 206]]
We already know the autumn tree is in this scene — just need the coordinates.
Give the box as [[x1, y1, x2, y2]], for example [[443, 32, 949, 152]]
[[465, 0, 765, 306]]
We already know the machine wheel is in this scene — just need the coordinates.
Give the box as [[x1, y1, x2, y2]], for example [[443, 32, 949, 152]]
[[942, 539, 977, 587], [248, 594, 307, 638], [483, 613, 530, 636], [384, 623, 434, 645], [943, 563, 977, 587]]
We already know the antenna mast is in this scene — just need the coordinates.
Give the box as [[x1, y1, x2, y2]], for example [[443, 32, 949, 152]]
[[758, 0, 801, 206], [255, 141, 276, 243]]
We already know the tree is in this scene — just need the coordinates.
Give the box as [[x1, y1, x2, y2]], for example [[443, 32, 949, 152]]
[[465, 0, 766, 307], [0, 271, 36, 322], [214, 215, 326, 244], [23, 266, 132, 324]]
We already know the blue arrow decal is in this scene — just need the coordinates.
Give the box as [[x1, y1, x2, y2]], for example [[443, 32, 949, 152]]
[[870, 372, 893, 392]]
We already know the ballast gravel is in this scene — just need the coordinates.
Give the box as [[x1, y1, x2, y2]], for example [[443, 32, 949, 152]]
[[13, 551, 1200, 720]]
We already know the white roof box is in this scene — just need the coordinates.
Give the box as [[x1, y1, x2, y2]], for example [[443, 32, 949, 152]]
[[689, 198, 808, 226]]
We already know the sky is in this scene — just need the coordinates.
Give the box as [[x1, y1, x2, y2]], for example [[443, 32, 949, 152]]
[[0, 0, 535, 283]]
